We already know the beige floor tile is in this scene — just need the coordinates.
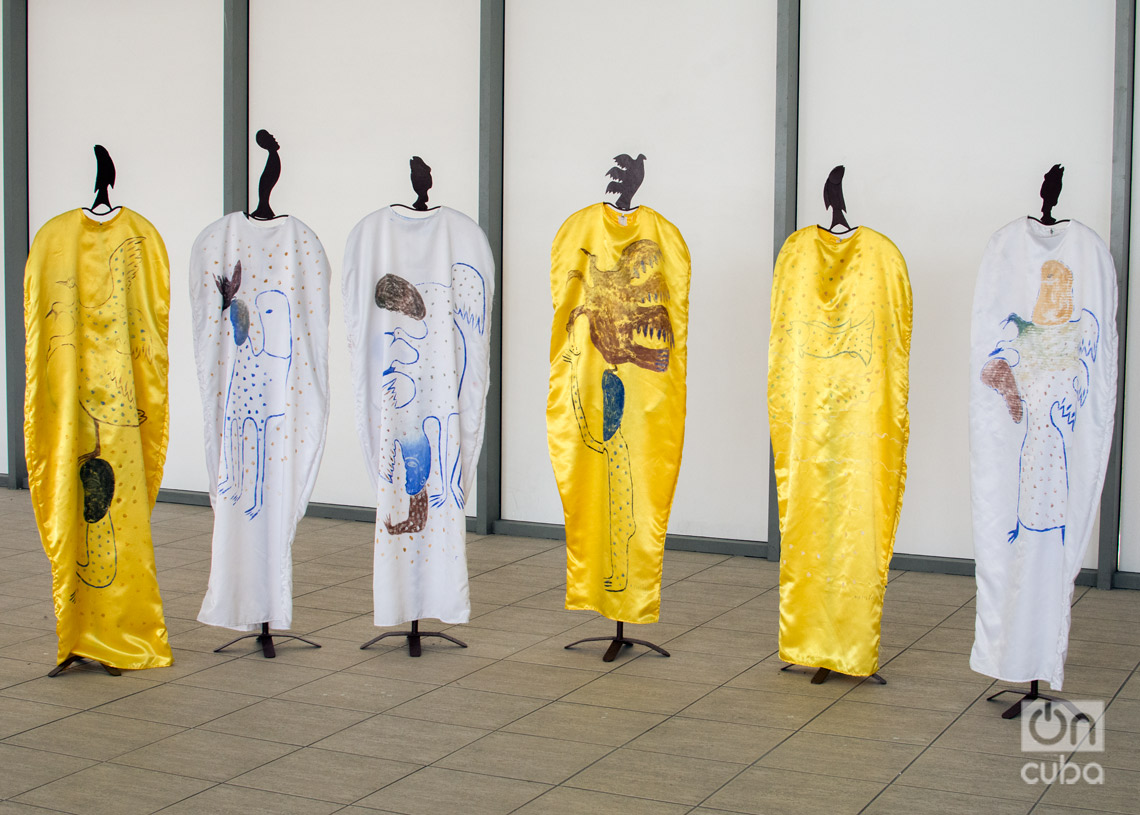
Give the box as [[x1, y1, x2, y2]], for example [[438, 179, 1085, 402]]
[[172, 654, 331, 696], [705, 764, 884, 814], [1106, 697, 1140, 732], [277, 671, 434, 713], [0, 743, 94, 799], [878, 646, 978, 682], [629, 715, 790, 763], [345, 647, 494, 684], [910, 626, 976, 654], [844, 671, 990, 713], [1040, 770, 1140, 815], [680, 685, 833, 729], [292, 585, 374, 614], [92, 681, 260, 726], [0, 625, 51, 649], [758, 730, 922, 782], [475, 563, 565, 589], [0, 695, 75, 739], [467, 577, 552, 606], [1064, 616, 1140, 647], [230, 746, 418, 804], [0, 671, 161, 709], [560, 672, 714, 715], [881, 599, 962, 628], [355, 766, 549, 815], [861, 785, 1033, 815], [14, 761, 212, 815], [611, 647, 757, 685], [435, 731, 612, 783], [803, 699, 956, 745], [1065, 638, 1140, 670], [0, 656, 61, 688], [501, 701, 666, 747], [684, 564, 779, 589], [884, 573, 976, 606], [199, 698, 371, 746], [3, 603, 60, 632], [312, 712, 487, 763], [1118, 672, 1140, 699], [384, 685, 546, 729], [112, 727, 295, 781], [3, 710, 183, 760], [1052, 664, 1132, 697], [155, 782, 344, 815], [932, 710, 1034, 757], [512, 786, 690, 815], [656, 598, 736, 627], [661, 579, 766, 607], [455, 659, 602, 699], [311, 614, 401, 644], [0, 632, 68, 664], [436, 624, 549, 659], [895, 746, 1041, 801], [241, 631, 378, 670], [566, 746, 742, 805], [662, 626, 778, 660], [462, 605, 587, 637], [138, 646, 237, 680]]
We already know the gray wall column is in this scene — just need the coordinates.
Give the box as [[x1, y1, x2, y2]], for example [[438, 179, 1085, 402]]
[[3, 0, 27, 488], [1101, 0, 1135, 589], [768, 0, 800, 560], [223, 0, 248, 215], [476, 0, 505, 536]]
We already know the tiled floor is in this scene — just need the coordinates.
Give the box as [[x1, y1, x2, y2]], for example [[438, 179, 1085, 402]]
[[2, 488, 1139, 815]]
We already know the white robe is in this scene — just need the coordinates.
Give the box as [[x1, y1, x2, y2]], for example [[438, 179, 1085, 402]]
[[343, 206, 493, 626], [190, 213, 331, 631], [969, 218, 1117, 689]]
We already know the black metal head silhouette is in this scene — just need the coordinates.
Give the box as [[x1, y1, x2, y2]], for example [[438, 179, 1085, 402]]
[[1039, 164, 1064, 225], [92, 145, 115, 211], [251, 129, 281, 219], [605, 153, 646, 211], [823, 165, 850, 232], [410, 156, 433, 211]]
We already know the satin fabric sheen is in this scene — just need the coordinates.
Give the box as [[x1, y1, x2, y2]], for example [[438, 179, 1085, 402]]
[[24, 208, 172, 669], [969, 219, 1117, 689], [768, 226, 911, 676], [547, 203, 689, 624]]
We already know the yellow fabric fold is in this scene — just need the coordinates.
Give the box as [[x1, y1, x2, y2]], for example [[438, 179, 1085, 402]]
[[547, 203, 690, 624], [768, 226, 911, 676], [24, 208, 172, 670]]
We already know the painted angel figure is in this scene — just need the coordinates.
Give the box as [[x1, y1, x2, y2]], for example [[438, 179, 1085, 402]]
[[980, 260, 1100, 544]]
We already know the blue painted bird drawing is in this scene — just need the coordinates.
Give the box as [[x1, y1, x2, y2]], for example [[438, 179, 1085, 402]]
[[214, 261, 293, 520]]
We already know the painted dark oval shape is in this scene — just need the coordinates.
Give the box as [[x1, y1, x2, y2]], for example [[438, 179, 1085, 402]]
[[375, 274, 426, 319], [602, 369, 625, 441], [79, 457, 115, 523]]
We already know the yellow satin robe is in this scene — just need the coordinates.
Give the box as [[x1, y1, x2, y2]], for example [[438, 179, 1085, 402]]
[[768, 226, 911, 676], [24, 208, 173, 670], [547, 203, 689, 624]]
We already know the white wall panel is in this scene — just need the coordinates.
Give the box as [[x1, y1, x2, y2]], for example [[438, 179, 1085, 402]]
[[501, 0, 778, 541], [798, 0, 1116, 561], [248, 0, 481, 510], [27, 0, 223, 492]]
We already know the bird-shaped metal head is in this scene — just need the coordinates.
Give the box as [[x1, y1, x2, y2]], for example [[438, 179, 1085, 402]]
[[605, 153, 647, 211]]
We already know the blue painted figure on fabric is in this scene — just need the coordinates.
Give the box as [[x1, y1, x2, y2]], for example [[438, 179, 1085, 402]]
[[374, 262, 487, 534], [980, 260, 1100, 545], [214, 261, 293, 520]]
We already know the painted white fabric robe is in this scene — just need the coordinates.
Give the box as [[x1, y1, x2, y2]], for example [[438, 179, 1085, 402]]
[[970, 218, 1117, 689], [190, 213, 331, 631], [343, 206, 493, 626]]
